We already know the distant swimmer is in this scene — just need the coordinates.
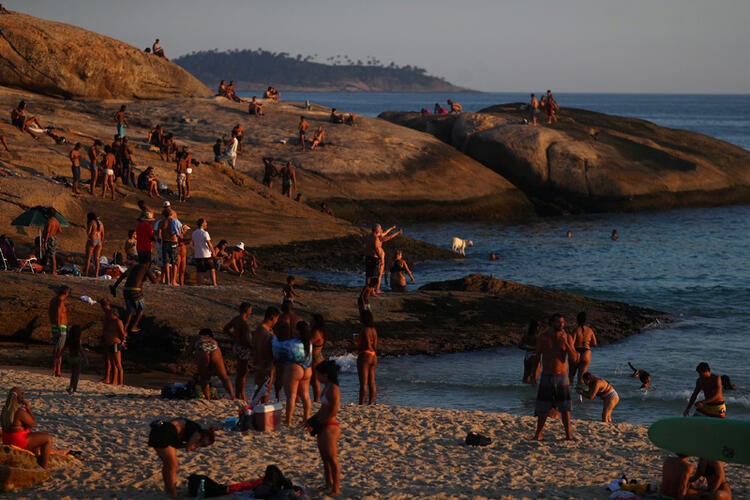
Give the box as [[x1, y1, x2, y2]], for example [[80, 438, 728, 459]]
[[684, 362, 726, 418], [628, 362, 651, 389], [720, 374, 736, 390], [489, 252, 499, 261], [566, 231, 573, 238], [611, 229, 619, 241], [578, 372, 619, 422]]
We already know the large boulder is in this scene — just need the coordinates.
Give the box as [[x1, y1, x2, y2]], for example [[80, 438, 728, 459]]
[[381, 105, 750, 213], [0, 11, 210, 99]]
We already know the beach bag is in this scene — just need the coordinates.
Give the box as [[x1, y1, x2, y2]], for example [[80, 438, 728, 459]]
[[253, 465, 297, 499], [465, 432, 492, 446]]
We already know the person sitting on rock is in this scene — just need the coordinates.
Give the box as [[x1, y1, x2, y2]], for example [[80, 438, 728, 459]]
[[310, 125, 326, 150], [217, 80, 227, 97], [345, 113, 357, 126], [447, 99, 463, 113], [226, 81, 242, 103], [11, 100, 43, 139], [330, 108, 344, 124], [264, 86, 280, 102], [148, 125, 163, 148], [248, 96, 264, 116], [152, 38, 167, 59]]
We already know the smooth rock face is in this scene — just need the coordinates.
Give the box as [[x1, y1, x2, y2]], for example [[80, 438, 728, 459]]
[[381, 104, 750, 213], [0, 11, 210, 99]]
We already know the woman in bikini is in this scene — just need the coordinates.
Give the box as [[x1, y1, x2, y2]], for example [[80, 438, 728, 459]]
[[124, 229, 138, 265], [579, 372, 619, 422], [1, 387, 55, 467], [283, 321, 313, 426], [356, 309, 378, 405], [148, 417, 216, 498], [569, 311, 597, 385], [388, 250, 415, 292], [310, 314, 326, 402], [306, 360, 341, 497], [194, 329, 234, 400], [84, 212, 105, 277]]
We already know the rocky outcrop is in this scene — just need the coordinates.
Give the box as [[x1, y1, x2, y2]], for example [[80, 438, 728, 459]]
[[0, 11, 210, 99], [381, 105, 750, 213]]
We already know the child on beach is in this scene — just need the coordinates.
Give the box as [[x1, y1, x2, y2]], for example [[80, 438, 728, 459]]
[[282, 276, 300, 307], [66, 323, 93, 394]]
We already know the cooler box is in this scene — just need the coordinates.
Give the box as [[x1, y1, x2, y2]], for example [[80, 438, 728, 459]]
[[252, 403, 283, 431]]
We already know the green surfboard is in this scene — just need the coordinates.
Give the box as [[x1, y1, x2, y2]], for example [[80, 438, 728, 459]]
[[648, 417, 750, 465]]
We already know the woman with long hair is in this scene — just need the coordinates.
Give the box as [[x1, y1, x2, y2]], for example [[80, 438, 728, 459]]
[[1, 387, 55, 467], [307, 360, 341, 496], [283, 320, 312, 426], [310, 314, 326, 402], [84, 212, 104, 277], [194, 328, 234, 400], [357, 309, 378, 405]]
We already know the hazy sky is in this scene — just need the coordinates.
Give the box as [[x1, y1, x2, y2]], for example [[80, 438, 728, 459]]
[[7, 0, 750, 93]]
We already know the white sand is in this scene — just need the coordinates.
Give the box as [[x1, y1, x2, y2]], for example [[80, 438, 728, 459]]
[[1, 368, 748, 499]]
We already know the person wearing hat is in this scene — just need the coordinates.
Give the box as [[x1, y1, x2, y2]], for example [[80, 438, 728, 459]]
[[191, 218, 216, 286], [227, 242, 246, 275], [135, 211, 155, 264]]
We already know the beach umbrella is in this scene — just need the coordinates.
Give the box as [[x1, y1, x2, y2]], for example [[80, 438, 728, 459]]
[[11, 205, 70, 228]]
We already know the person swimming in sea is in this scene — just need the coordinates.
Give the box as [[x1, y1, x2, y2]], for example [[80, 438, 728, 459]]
[[628, 362, 651, 389]]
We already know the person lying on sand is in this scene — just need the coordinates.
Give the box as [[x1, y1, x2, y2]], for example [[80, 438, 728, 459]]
[[148, 418, 215, 498], [628, 361, 651, 389]]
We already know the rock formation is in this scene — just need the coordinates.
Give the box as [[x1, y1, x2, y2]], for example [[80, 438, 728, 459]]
[[0, 11, 210, 99], [381, 105, 750, 213]]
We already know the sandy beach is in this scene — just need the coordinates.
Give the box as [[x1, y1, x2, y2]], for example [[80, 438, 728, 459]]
[[2, 368, 748, 499]]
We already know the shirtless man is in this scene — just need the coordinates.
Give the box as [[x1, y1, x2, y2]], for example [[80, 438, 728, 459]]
[[280, 161, 297, 199], [689, 459, 732, 500], [532, 313, 579, 441], [542, 90, 559, 124], [42, 208, 62, 275], [298, 116, 309, 151], [569, 311, 597, 384], [248, 96, 264, 116], [175, 147, 190, 203], [99, 298, 127, 385], [101, 145, 117, 200], [262, 157, 278, 188], [110, 261, 157, 333], [684, 362, 726, 418], [251, 306, 280, 403], [69, 143, 82, 195], [447, 99, 463, 113], [529, 93, 540, 125], [272, 302, 301, 400], [152, 38, 166, 58], [87, 140, 103, 195], [114, 105, 127, 138], [223, 303, 253, 400], [364, 224, 403, 295], [578, 372, 619, 422], [231, 124, 244, 154], [661, 454, 694, 500], [49, 286, 70, 377]]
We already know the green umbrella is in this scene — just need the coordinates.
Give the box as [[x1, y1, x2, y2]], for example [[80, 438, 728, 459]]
[[11, 206, 70, 228]]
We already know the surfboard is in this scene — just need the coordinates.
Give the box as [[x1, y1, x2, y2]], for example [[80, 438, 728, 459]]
[[648, 417, 750, 465]]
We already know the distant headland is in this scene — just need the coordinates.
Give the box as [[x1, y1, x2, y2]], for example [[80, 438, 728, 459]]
[[173, 49, 472, 92]]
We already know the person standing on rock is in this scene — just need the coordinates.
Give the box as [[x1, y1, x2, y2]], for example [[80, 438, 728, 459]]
[[532, 313, 579, 441], [364, 224, 402, 295], [41, 207, 62, 275], [175, 146, 190, 203], [299, 116, 309, 151], [542, 90, 559, 124], [221, 135, 238, 169], [223, 302, 253, 400], [262, 157, 279, 188], [69, 142, 82, 195], [231, 123, 244, 154], [529, 93, 540, 125], [114, 105, 127, 138], [191, 218, 217, 286], [101, 145, 117, 200], [280, 161, 297, 199], [87, 139, 103, 195]]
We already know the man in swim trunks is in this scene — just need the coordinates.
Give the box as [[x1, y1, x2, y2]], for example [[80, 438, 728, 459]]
[[661, 454, 694, 500], [252, 306, 280, 403], [99, 298, 127, 385], [684, 362, 726, 418], [175, 147, 189, 203], [42, 208, 62, 275], [262, 157, 278, 188], [49, 285, 70, 377], [529, 93, 539, 125], [223, 303, 253, 400], [532, 313, 579, 441], [578, 371, 619, 422], [114, 105, 127, 138], [298, 116, 309, 151], [69, 142, 82, 195], [110, 261, 157, 333]]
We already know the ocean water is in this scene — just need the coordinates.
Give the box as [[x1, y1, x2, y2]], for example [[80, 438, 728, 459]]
[[278, 92, 750, 425]]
